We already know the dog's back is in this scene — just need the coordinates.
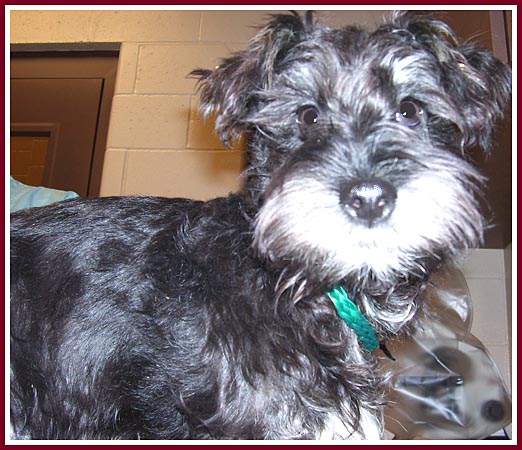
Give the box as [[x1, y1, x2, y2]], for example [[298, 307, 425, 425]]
[[12, 195, 375, 440], [10, 195, 252, 439]]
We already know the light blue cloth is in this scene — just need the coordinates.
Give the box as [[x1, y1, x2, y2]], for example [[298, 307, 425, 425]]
[[10, 176, 79, 212]]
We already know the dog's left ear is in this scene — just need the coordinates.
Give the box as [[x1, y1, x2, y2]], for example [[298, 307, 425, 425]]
[[191, 12, 314, 146], [391, 11, 512, 151]]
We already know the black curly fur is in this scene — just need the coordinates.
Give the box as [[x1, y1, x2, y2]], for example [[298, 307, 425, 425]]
[[11, 196, 383, 439]]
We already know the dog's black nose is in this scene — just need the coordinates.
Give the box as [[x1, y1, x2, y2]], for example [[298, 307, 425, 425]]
[[340, 179, 397, 226]]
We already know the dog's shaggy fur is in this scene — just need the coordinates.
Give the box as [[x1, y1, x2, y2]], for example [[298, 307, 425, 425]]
[[10, 11, 511, 440]]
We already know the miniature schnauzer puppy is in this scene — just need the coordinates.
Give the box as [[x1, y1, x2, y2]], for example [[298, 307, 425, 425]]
[[10, 11, 511, 440]]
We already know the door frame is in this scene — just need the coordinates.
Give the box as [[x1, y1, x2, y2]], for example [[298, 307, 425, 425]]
[[10, 43, 120, 196]]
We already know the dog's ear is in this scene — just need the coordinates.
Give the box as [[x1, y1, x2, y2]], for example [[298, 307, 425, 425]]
[[191, 12, 314, 146], [390, 11, 511, 151]]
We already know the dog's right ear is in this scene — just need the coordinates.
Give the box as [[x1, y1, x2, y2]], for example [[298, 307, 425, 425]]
[[191, 12, 314, 146], [389, 11, 512, 151]]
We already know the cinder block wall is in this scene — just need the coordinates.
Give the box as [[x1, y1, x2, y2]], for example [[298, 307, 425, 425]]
[[10, 9, 511, 390], [100, 10, 389, 199]]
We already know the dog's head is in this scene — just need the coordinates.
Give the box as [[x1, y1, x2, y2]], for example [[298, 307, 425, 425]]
[[192, 11, 511, 288]]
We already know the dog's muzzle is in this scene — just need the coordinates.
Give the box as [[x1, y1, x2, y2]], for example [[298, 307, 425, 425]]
[[340, 179, 397, 227]]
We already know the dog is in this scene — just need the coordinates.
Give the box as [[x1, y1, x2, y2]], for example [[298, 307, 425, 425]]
[[10, 11, 511, 440]]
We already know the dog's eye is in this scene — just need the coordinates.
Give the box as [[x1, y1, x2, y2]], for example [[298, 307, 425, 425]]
[[297, 106, 320, 129], [395, 100, 423, 127]]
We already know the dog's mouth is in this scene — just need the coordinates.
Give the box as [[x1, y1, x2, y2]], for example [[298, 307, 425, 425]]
[[254, 179, 403, 280], [253, 167, 483, 282]]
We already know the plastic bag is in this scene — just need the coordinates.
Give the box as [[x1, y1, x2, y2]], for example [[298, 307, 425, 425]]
[[383, 266, 512, 440]]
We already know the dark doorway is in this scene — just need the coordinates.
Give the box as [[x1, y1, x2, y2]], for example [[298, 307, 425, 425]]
[[10, 47, 119, 197]]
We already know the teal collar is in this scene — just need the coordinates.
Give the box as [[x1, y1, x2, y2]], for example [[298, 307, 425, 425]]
[[326, 286, 379, 352]]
